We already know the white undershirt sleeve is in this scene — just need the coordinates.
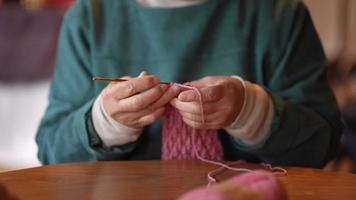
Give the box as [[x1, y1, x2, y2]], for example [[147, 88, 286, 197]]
[[91, 95, 143, 147], [224, 76, 275, 146]]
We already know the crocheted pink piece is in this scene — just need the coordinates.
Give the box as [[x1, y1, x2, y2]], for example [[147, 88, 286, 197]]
[[162, 104, 224, 160]]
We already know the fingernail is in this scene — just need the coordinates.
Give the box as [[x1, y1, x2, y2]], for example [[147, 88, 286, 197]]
[[139, 71, 148, 77], [171, 85, 181, 93], [178, 93, 186, 101]]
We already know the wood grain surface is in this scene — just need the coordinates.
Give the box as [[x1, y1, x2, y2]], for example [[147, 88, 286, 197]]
[[0, 160, 355, 200]]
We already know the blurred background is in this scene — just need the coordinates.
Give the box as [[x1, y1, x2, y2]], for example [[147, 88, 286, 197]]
[[0, 0, 70, 172], [0, 0, 355, 172]]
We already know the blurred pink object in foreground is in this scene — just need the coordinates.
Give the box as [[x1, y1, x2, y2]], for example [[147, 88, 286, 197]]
[[178, 170, 288, 200], [46, 0, 73, 6]]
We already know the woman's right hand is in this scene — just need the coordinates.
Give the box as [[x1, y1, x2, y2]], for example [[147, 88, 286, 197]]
[[101, 72, 181, 129]]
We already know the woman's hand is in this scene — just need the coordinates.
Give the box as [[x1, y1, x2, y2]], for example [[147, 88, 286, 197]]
[[101, 72, 180, 129], [170, 76, 244, 129]]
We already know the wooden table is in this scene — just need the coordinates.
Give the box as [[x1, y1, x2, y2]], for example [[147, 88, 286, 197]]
[[0, 160, 355, 200]]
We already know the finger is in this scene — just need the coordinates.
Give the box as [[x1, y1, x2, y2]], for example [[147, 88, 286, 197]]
[[104, 96, 155, 122], [181, 117, 206, 129], [179, 109, 230, 126], [170, 98, 201, 114], [138, 71, 149, 77], [178, 84, 224, 103], [112, 106, 162, 128], [185, 76, 224, 88], [178, 110, 203, 123], [170, 98, 216, 115], [117, 84, 168, 112], [104, 75, 160, 100], [119, 71, 149, 81], [150, 84, 181, 109], [120, 76, 132, 80], [136, 107, 166, 127], [116, 84, 180, 116], [181, 116, 222, 130]]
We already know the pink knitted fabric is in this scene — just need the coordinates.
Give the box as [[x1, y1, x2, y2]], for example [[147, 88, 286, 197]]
[[162, 104, 224, 160]]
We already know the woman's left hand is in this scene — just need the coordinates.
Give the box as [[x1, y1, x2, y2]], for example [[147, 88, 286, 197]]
[[170, 76, 245, 129]]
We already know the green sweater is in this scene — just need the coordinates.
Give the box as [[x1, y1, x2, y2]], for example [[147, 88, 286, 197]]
[[36, 0, 342, 167]]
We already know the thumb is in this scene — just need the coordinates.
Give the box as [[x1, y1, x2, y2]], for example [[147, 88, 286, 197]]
[[178, 84, 222, 103], [185, 79, 207, 88], [178, 90, 200, 102], [138, 71, 149, 77]]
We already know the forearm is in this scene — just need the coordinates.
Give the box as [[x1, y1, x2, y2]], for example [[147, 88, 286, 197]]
[[92, 94, 143, 147], [36, 99, 97, 164], [231, 93, 342, 168], [36, 98, 137, 164], [224, 78, 274, 146]]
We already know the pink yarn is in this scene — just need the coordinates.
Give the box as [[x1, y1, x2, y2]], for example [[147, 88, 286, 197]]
[[162, 83, 224, 160], [161, 83, 288, 199], [162, 104, 224, 160], [205, 161, 287, 187], [232, 171, 288, 200], [177, 171, 288, 200], [177, 189, 230, 200]]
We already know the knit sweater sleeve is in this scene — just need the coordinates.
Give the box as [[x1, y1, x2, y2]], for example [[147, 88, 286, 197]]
[[228, 2, 342, 168], [35, 1, 137, 164]]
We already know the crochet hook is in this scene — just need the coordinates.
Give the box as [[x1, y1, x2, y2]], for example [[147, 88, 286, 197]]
[[92, 77, 171, 84]]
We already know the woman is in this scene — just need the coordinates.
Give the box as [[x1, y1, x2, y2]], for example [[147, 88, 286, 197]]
[[36, 0, 342, 168]]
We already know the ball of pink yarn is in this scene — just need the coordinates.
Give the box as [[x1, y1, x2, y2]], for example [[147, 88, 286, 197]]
[[177, 188, 229, 200], [232, 170, 288, 200], [177, 171, 288, 200]]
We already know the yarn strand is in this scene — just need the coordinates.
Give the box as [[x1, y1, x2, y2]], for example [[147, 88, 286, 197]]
[[171, 83, 205, 124], [162, 82, 287, 186]]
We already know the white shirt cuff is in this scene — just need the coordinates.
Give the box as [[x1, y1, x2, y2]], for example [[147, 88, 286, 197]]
[[92, 95, 143, 147], [224, 76, 275, 145]]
